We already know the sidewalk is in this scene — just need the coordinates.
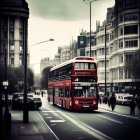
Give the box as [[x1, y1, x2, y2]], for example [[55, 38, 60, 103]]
[[10, 110, 56, 140], [98, 103, 140, 118]]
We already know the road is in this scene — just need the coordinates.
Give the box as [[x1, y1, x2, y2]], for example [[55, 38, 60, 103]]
[[36, 94, 140, 140]]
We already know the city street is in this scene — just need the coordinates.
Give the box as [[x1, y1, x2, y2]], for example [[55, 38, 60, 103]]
[[1, 1, 140, 140], [11, 94, 140, 140]]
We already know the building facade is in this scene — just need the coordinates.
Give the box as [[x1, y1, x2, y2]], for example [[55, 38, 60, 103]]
[[0, 0, 29, 67], [84, 0, 140, 93]]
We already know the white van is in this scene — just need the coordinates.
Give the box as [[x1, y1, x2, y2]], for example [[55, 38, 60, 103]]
[[115, 93, 133, 105]]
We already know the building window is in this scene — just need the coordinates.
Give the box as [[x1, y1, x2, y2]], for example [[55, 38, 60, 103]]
[[97, 48, 105, 56], [20, 30, 23, 41], [119, 15, 123, 23], [119, 54, 123, 64], [125, 40, 138, 48], [124, 25, 138, 35], [10, 57, 14, 65], [125, 69, 132, 79], [10, 45, 14, 51], [124, 13, 138, 21], [20, 57, 23, 65], [20, 46, 23, 52], [10, 29, 14, 40], [119, 27, 123, 36], [125, 54, 134, 63], [119, 69, 123, 79], [119, 40, 123, 49]]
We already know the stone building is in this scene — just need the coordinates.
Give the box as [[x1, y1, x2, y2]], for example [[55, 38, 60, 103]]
[[0, 0, 29, 67]]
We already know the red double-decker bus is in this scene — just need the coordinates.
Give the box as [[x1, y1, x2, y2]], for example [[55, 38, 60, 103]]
[[48, 56, 99, 111]]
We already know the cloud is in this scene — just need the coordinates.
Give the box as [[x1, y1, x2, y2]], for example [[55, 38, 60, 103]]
[[26, 0, 114, 21]]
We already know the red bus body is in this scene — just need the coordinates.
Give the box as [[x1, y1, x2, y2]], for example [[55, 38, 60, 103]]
[[48, 56, 98, 111]]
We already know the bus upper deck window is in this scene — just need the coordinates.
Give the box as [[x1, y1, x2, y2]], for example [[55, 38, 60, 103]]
[[90, 63, 95, 69]]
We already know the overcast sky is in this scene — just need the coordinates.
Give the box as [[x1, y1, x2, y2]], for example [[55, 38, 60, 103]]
[[26, 0, 115, 66]]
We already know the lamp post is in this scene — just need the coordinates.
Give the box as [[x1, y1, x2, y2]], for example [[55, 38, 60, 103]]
[[31, 38, 54, 47], [83, 0, 97, 57], [23, 19, 28, 123], [31, 38, 54, 81], [105, 25, 107, 96]]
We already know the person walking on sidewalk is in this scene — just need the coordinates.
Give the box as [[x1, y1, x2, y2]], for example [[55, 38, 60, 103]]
[[129, 98, 136, 115], [136, 95, 140, 115], [109, 93, 116, 111]]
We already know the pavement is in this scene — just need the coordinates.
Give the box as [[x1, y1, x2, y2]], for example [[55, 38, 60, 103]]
[[10, 110, 56, 140], [9, 96, 140, 140]]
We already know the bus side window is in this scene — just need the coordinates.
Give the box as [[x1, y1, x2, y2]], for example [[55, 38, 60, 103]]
[[65, 88, 70, 98], [59, 88, 64, 97]]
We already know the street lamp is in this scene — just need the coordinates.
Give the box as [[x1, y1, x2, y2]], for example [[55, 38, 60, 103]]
[[105, 25, 107, 96], [30, 38, 54, 87], [83, 0, 97, 57], [31, 38, 54, 46]]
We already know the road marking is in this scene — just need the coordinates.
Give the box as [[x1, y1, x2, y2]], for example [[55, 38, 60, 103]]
[[43, 108, 65, 121], [97, 114, 123, 124], [58, 110, 114, 140], [50, 120, 65, 123], [42, 110, 60, 112], [46, 117, 52, 118], [37, 111, 60, 140], [42, 107, 114, 140], [44, 113, 48, 116]]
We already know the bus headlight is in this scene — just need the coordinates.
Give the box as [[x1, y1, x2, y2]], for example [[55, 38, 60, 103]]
[[70, 101, 72, 106], [93, 100, 96, 104], [75, 100, 79, 104]]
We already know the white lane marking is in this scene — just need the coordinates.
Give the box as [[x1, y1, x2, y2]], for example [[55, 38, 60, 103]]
[[44, 113, 48, 116], [46, 117, 52, 118], [58, 110, 114, 140], [50, 124, 56, 126], [50, 120, 65, 123], [36, 111, 60, 140], [43, 109, 65, 121], [42, 111, 60, 112], [97, 114, 123, 124], [42, 107, 114, 140]]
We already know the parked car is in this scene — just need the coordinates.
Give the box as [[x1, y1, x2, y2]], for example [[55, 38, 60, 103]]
[[115, 93, 133, 105], [11, 92, 24, 109], [11, 92, 42, 110], [16, 96, 34, 110]]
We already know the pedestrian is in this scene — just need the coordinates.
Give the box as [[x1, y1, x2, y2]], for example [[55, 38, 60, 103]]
[[136, 95, 140, 115], [129, 98, 136, 115], [107, 96, 110, 107], [41, 91, 43, 97], [99, 96, 103, 104], [109, 93, 116, 111]]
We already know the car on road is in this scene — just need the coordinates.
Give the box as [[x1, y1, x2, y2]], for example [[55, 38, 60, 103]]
[[28, 93, 42, 109]]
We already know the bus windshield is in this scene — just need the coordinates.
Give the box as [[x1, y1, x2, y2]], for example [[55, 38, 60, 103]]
[[74, 86, 97, 97], [74, 62, 95, 70]]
